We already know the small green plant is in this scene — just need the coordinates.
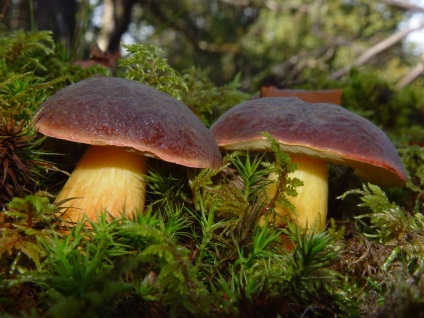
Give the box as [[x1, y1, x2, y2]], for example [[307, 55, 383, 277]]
[[24, 217, 131, 317], [340, 183, 424, 251], [0, 74, 64, 120], [340, 183, 424, 275], [1, 194, 57, 270], [378, 270, 424, 318], [0, 30, 55, 75], [182, 68, 249, 126], [0, 193, 57, 314], [283, 224, 341, 294], [145, 160, 191, 211], [338, 182, 424, 316], [400, 145, 424, 214], [0, 120, 57, 205], [10, 210, 213, 317], [119, 43, 188, 100], [0, 30, 109, 120]]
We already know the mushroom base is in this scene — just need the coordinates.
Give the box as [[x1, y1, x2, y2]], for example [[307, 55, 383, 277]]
[[265, 154, 328, 231], [55, 145, 147, 224]]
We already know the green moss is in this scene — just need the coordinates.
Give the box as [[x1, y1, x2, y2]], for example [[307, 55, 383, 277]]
[[0, 29, 422, 317], [118, 43, 188, 100]]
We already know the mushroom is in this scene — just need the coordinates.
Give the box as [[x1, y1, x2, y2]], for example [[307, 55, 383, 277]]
[[34, 77, 222, 224], [210, 97, 407, 230]]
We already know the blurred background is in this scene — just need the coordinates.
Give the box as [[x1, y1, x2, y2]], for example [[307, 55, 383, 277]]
[[1, 0, 424, 91]]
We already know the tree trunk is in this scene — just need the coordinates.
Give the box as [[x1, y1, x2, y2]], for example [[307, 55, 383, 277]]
[[36, 0, 77, 50], [97, 0, 137, 54]]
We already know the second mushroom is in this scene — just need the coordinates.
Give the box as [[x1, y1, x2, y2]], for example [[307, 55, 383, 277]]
[[210, 97, 407, 231], [34, 77, 222, 224]]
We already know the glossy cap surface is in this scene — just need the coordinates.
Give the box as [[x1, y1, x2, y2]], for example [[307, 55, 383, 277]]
[[35, 77, 222, 169], [210, 97, 407, 186]]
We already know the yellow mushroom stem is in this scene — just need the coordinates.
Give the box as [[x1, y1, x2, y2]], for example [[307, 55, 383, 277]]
[[55, 145, 147, 224], [265, 154, 328, 231]]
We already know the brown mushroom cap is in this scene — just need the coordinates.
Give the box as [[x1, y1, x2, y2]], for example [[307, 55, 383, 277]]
[[210, 97, 407, 186], [34, 77, 222, 169]]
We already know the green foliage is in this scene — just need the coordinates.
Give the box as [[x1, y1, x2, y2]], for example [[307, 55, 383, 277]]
[[342, 69, 424, 144], [400, 146, 424, 213], [0, 136, 373, 316], [0, 30, 78, 310], [1, 24, 422, 317], [214, 223, 284, 308], [335, 182, 424, 317], [0, 30, 109, 120], [0, 30, 66, 120], [26, 218, 131, 317], [340, 183, 424, 275], [145, 161, 191, 211], [213, 222, 358, 316], [10, 211, 212, 317], [0, 120, 59, 204], [188, 133, 301, 264], [128, 0, 406, 86], [5, 194, 57, 226], [0, 193, 57, 301], [190, 133, 301, 226], [119, 43, 188, 100], [122, 222, 209, 316], [186, 134, 358, 315], [262, 132, 304, 212], [182, 68, 249, 126], [342, 185, 407, 240], [0, 30, 55, 75], [285, 225, 341, 290], [0, 73, 64, 120], [279, 226, 353, 314], [378, 270, 424, 318]]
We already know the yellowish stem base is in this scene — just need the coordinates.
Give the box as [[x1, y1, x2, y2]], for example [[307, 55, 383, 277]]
[[265, 154, 328, 231], [55, 145, 147, 223]]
